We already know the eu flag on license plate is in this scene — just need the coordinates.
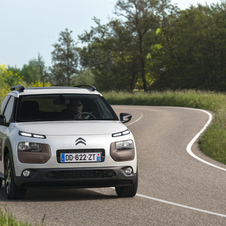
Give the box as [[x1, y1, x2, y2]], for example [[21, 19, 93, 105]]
[[97, 153, 101, 161], [61, 154, 65, 162]]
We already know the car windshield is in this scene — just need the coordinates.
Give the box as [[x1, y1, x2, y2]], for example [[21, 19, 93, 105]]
[[16, 94, 118, 122]]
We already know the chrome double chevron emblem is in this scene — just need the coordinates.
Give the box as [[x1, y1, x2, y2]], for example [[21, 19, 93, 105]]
[[75, 137, 86, 146]]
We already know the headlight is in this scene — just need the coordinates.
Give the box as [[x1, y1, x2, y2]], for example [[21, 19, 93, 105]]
[[110, 140, 135, 161], [116, 140, 134, 150], [18, 142, 42, 152]]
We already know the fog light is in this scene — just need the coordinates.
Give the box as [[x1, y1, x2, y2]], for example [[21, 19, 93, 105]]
[[124, 167, 133, 175], [23, 170, 31, 177]]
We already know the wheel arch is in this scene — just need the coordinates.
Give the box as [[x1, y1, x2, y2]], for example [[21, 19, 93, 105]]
[[4, 139, 16, 177]]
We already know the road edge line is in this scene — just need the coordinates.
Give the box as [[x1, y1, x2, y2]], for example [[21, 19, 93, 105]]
[[186, 109, 226, 172]]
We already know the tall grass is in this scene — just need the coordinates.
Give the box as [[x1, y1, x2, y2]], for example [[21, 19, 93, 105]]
[[104, 90, 226, 164], [104, 90, 224, 111]]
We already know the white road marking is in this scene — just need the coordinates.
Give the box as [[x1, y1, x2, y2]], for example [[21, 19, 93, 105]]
[[126, 112, 143, 126], [186, 108, 226, 171], [128, 107, 226, 171], [136, 193, 226, 218], [126, 106, 226, 217]]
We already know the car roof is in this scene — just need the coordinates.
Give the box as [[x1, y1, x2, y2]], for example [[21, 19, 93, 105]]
[[8, 85, 102, 98]]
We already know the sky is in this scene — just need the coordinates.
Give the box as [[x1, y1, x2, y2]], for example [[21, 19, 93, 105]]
[[0, 0, 222, 69]]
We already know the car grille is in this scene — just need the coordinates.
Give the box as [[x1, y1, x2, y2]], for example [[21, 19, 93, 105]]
[[45, 170, 116, 180]]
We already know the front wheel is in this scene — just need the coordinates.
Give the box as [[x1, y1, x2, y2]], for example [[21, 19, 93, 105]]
[[4, 154, 26, 200], [115, 173, 138, 197]]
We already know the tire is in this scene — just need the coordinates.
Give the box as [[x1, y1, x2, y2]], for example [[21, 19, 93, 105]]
[[4, 153, 26, 200], [115, 172, 138, 197]]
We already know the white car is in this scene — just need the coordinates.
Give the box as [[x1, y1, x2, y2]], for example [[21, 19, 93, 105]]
[[0, 85, 138, 199]]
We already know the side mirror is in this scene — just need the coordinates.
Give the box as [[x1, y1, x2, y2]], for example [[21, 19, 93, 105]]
[[0, 115, 6, 124], [120, 113, 132, 123]]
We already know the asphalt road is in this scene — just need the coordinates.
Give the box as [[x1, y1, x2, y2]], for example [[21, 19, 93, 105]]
[[1, 105, 226, 226]]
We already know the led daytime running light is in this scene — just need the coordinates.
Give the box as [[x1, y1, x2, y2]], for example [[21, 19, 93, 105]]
[[112, 129, 130, 137], [19, 131, 46, 139]]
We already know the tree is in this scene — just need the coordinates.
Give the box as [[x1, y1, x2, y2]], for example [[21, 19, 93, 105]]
[[79, 0, 160, 91], [20, 63, 40, 84], [7, 65, 21, 75], [71, 68, 95, 86], [114, 0, 159, 91], [79, 17, 141, 91], [79, 0, 178, 92], [51, 28, 79, 86], [0, 64, 25, 103], [29, 53, 49, 87], [151, 2, 226, 91]]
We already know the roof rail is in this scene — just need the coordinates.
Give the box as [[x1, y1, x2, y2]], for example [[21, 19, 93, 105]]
[[10, 85, 25, 92], [74, 84, 96, 91]]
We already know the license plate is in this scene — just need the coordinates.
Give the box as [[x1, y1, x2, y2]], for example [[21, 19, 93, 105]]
[[60, 153, 101, 163]]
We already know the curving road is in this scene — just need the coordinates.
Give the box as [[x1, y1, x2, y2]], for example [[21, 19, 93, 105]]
[[0, 106, 226, 225]]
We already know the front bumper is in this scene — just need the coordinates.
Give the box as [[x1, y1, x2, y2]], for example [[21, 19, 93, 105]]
[[14, 166, 137, 188]]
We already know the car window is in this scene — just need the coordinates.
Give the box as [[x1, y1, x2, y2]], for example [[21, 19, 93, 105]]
[[17, 94, 118, 122], [1, 95, 10, 114], [3, 96, 15, 123]]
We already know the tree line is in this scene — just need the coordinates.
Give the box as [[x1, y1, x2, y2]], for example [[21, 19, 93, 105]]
[[8, 0, 226, 92]]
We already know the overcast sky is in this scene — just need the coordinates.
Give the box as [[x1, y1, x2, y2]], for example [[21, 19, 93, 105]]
[[0, 0, 222, 69]]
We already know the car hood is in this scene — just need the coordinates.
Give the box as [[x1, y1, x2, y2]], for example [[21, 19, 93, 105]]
[[15, 121, 127, 136]]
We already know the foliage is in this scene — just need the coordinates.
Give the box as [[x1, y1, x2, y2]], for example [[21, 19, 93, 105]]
[[7, 65, 21, 75], [78, 18, 137, 91], [71, 68, 96, 86], [151, 2, 226, 91], [104, 89, 222, 111], [113, 0, 160, 91], [20, 64, 41, 84], [0, 64, 25, 103], [0, 206, 46, 226], [78, 0, 176, 92], [0, 64, 51, 105], [27, 81, 51, 88], [78, 0, 226, 92], [29, 54, 49, 87], [11, 54, 50, 86], [50, 28, 79, 86], [3, 0, 226, 91], [199, 108, 226, 164]]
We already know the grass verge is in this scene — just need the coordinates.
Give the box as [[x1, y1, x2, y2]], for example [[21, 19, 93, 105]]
[[104, 90, 226, 165], [0, 206, 45, 226]]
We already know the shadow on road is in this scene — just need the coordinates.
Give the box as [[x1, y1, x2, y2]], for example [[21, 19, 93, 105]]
[[0, 185, 118, 202]]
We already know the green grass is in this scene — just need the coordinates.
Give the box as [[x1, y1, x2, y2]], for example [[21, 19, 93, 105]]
[[104, 90, 226, 164], [0, 206, 46, 226]]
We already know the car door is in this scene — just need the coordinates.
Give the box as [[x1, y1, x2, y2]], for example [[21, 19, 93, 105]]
[[0, 96, 15, 177]]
